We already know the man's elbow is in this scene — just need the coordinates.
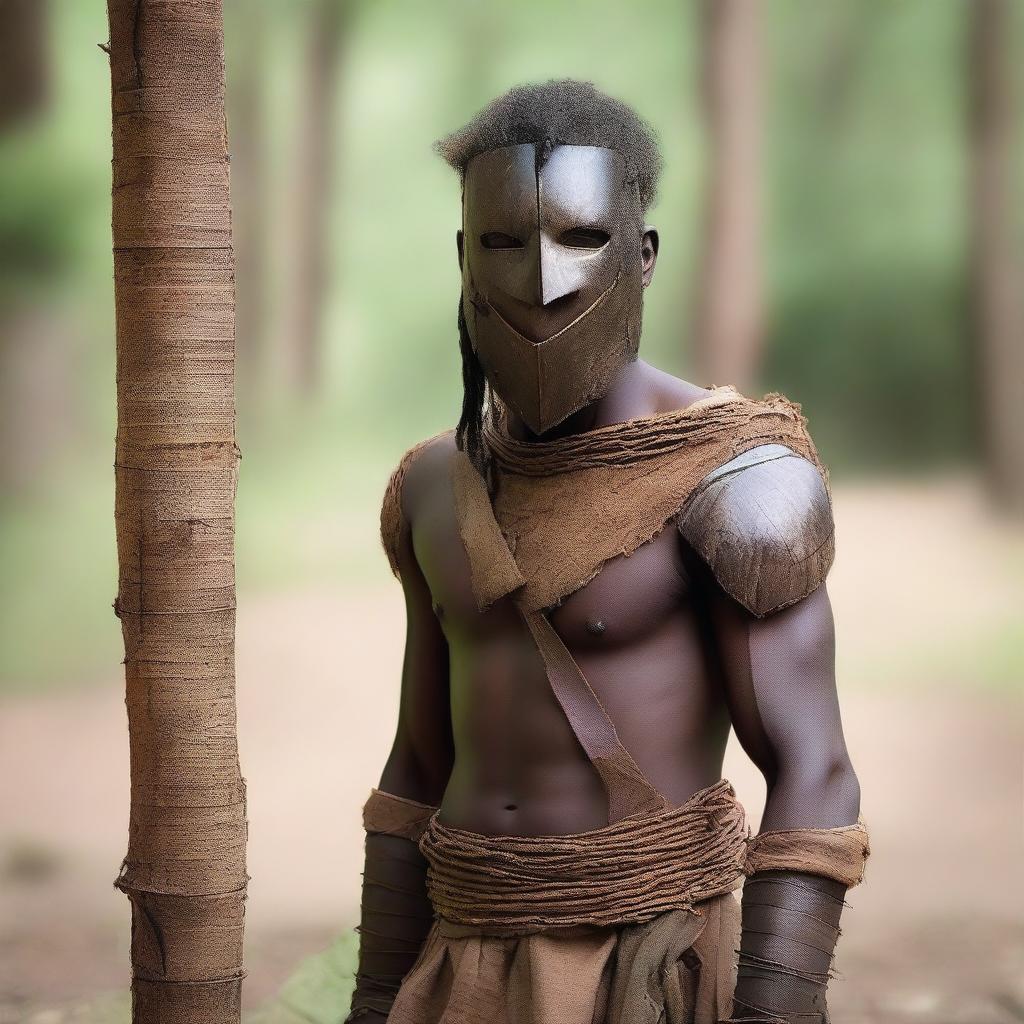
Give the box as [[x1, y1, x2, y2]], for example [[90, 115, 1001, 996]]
[[824, 755, 861, 823], [380, 736, 451, 806], [772, 753, 861, 828]]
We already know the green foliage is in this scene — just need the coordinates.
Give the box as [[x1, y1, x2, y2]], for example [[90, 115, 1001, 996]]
[[0, 2, 110, 302], [2, 0, 1020, 688], [31, 993, 131, 1024], [0, 465, 119, 693], [248, 930, 358, 1024], [764, 0, 975, 469]]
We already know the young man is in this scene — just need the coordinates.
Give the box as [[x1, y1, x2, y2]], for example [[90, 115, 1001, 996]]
[[347, 80, 868, 1024]]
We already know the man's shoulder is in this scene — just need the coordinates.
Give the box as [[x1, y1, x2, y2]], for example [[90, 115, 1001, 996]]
[[393, 430, 458, 501], [677, 443, 835, 617], [635, 362, 713, 415], [379, 430, 457, 579]]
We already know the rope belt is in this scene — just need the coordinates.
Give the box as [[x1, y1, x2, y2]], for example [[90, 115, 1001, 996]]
[[420, 779, 747, 933]]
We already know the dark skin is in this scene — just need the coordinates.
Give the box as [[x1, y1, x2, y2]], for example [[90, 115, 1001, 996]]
[[350, 227, 860, 1023]]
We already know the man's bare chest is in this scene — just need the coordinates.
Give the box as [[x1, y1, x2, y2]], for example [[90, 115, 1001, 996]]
[[410, 475, 693, 648]]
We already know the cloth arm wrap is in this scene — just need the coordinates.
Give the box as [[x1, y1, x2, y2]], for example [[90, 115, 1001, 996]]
[[724, 821, 870, 1024], [743, 817, 870, 887], [346, 790, 440, 1022], [362, 787, 438, 843]]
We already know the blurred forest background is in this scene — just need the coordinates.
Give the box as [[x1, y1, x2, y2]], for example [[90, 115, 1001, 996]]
[[0, 1, 1021, 1023]]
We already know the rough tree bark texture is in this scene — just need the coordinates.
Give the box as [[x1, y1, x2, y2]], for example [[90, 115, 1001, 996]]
[[692, 0, 764, 392], [286, 0, 347, 395], [107, 2, 247, 1022], [968, 0, 1024, 514]]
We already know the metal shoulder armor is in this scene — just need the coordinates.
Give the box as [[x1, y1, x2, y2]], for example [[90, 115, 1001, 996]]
[[677, 444, 834, 617]]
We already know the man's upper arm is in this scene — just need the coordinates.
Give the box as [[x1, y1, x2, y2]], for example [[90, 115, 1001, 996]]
[[678, 445, 858, 830], [706, 584, 859, 830], [377, 439, 455, 805]]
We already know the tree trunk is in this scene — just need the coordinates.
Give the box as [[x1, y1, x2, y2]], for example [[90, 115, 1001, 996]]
[[286, 0, 347, 396], [107, 2, 246, 1022], [968, 0, 1024, 514], [691, 0, 764, 391]]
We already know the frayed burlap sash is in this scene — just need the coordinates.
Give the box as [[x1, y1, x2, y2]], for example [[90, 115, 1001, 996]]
[[455, 387, 824, 614], [420, 780, 747, 933]]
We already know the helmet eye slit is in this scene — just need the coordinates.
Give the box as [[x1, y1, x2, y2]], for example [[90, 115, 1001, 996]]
[[559, 227, 611, 250], [481, 231, 525, 250]]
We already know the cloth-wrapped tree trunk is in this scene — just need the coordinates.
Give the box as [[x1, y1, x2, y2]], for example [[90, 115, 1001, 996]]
[[107, 2, 247, 1022]]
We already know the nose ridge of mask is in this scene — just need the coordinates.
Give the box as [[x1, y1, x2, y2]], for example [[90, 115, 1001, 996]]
[[539, 233, 584, 307]]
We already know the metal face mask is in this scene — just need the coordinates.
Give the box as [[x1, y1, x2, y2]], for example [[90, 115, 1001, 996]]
[[461, 143, 645, 436]]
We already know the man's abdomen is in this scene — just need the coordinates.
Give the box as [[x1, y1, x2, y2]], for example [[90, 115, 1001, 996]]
[[438, 603, 730, 836]]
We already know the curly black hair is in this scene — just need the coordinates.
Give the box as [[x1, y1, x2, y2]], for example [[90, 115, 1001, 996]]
[[440, 81, 661, 466], [436, 79, 662, 212]]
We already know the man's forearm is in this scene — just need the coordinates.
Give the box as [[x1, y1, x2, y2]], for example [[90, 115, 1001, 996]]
[[346, 790, 440, 1022], [731, 870, 846, 1022], [347, 833, 434, 1021], [727, 813, 869, 1023]]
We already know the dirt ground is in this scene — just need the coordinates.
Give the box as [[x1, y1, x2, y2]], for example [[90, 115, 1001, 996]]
[[1, 479, 1022, 1023]]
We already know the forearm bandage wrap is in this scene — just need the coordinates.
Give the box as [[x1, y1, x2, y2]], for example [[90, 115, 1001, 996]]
[[724, 820, 870, 1024], [743, 816, 870, 887], [347, 790, 440, 1021]]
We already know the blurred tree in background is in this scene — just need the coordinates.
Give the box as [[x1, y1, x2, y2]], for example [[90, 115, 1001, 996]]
[[0, 0, 1021, 690], [691, 0, 764, 392], [229, 0, 270, 401], [968, 0, 1024, 513], [284, 0, 354, 396], [0, 0, 49, 131]]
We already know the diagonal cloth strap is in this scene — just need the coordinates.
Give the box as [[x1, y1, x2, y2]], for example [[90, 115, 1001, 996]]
[[451, 448, 525, 609], [452, 447, 667, 823], [522, 607, 668, 822]]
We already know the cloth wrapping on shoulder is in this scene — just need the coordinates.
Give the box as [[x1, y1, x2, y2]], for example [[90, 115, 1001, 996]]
[[380, 430, 454, 580], [744, 816, 871, 888], [452, 388, 827, 614]]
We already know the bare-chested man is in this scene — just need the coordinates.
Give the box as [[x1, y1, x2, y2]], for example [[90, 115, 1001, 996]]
[[346, 80, 868, 1024]]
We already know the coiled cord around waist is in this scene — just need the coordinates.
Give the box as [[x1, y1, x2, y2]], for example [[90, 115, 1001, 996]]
[[420, 779, 747, 933]]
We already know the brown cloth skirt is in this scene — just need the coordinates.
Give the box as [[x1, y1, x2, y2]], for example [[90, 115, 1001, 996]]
[[386, 891, 740, 1024]]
